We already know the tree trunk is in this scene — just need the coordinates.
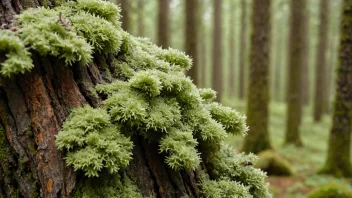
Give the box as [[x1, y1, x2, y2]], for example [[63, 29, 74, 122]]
[[319, 0, 352, 178], [242, 0, 272, 154], [228, 0, 236, 97], [158, 0, 170, 48], [0, 1, 201, 197], [313, 0, 329, 122], [212, 0, 223, 102], [300, 6, 309, 106], [185, 0, 199, 86], [198, 0, 207, 88], [119, 0, 131, 32], [238, 0, 247, 100], [137, 0, 145, 37], [285, 0, 306, 146]]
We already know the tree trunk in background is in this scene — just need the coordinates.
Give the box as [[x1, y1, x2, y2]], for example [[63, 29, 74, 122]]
[[285, 0, 306, 146], [158, 0, 170, 48], [228, 0, 236, 96], [137, 0, 145, 37], [300, 6, 309, 106], [185, 0, 199, 86], [238, 0, 247, 100], [212, 0, 223, 102], [0, 1, 201, 197], [198, 0, 207, 88], [242, 0, 272, 154], [313, 0, 329, 122], [319, 0, 352, 177], [119, 0, 131, 32]]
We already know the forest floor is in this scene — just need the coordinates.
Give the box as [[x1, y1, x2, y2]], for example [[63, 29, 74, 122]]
[[224, 99, 352, 198]]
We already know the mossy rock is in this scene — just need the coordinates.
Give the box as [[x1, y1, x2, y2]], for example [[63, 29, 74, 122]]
[[255, 150, 293, 176], [306, 183, 352, 198]]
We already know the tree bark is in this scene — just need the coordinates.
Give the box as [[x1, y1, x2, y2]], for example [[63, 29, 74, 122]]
[[300, 6, 309, 106], [242, 0, 272, 154], [119, 0, 131, 32], [158, 0, 170, 48], [185, 0, 199, 86], [284, 0, 306, 146], [137, 0, 145, 37], [238, 0, 247, 100], [319, 0, 352, 178], [313, 0, 329, 122], [212, 0, 223, 102], [228, 0, 236, 97], [0, 1, 201, 197]]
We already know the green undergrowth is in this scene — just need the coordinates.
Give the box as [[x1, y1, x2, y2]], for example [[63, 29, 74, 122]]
[[224, 98, 352, 197], [0, 0, 272, 197]]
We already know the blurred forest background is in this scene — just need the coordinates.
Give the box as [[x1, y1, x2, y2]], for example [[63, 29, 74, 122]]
[[113, 0, 351, 197]]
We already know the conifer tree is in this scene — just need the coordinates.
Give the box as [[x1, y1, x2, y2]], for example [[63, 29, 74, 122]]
[[185, 0, 199, 86], [242, 0, 272, 154], [238, 0, 248, 100], [212, 0, 223, 102], [158, 0, 170, 48], [0, 0, 271, 197], [285, 0, 306, 146], [137, 0, 145, 37], [313, 0, 329, 122], [319, 0, 352, 177], [228, 0, 236, 96], [119, 0, 131, 32]]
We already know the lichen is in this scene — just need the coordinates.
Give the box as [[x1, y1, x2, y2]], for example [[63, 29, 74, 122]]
[[0, 0, 271, 196], [0, 30, 33, 77]]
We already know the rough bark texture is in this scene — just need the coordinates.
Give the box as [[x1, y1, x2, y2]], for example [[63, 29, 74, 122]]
[[158, 0, 170, 48], [0, 1, 201, 197], [238, 0, 247, 100], [242, 0, 272, 154], [212, 0, 223, 102], [228, 0, 236, 97], [319, 0, 352, 177], [285, 0, 306, 146], [313, 0, 329, 122], [137, 0, 145, 37], [119, 0, 131, 32], [185, 0, 199, 86]]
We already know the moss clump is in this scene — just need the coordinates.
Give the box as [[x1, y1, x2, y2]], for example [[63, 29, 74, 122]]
[[55, 105, 133, 177], [199, 179, 252, 198], [256, 150, 293, 176], [306, 183, 352, 198], [0, 30, 33, 77]]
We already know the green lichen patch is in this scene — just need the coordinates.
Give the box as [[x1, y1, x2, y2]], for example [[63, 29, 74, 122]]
[[17, 7, 93, 65], [55, 105, 133, 177], [199, 179, 252, 198], [0, 30, 33, 77], [256, 150, 293, 176], [306, 183, 352, 198]]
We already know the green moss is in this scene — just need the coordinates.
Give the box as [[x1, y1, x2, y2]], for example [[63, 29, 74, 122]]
[[0, 30, 33, 77], [199, 179, 252, 198], [256, 150, 293, 176], [56, 105, 133, 177], [306, 183, 352, 198], [0, 123, 10, 159]]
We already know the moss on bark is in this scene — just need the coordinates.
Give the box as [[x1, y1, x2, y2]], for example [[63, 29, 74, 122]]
[[319, 0, 352, 178], [242, 0, 272, 154]]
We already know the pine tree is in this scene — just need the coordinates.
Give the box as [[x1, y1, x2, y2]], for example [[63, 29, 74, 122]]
[[228, 0, 236, 97], [185, 0, 199, 86], [313, 0, 329, 122], [158, 0, 170, 48], [137, 0, 145, 37], [238, 0, 248, 100], [119, 0, 131, 32], [285, 0, 306, 146], [212, 0, 223, 102], [319, 0, 352, 177], [242, 0, 272, 154], [0, 0, 271, 197]]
